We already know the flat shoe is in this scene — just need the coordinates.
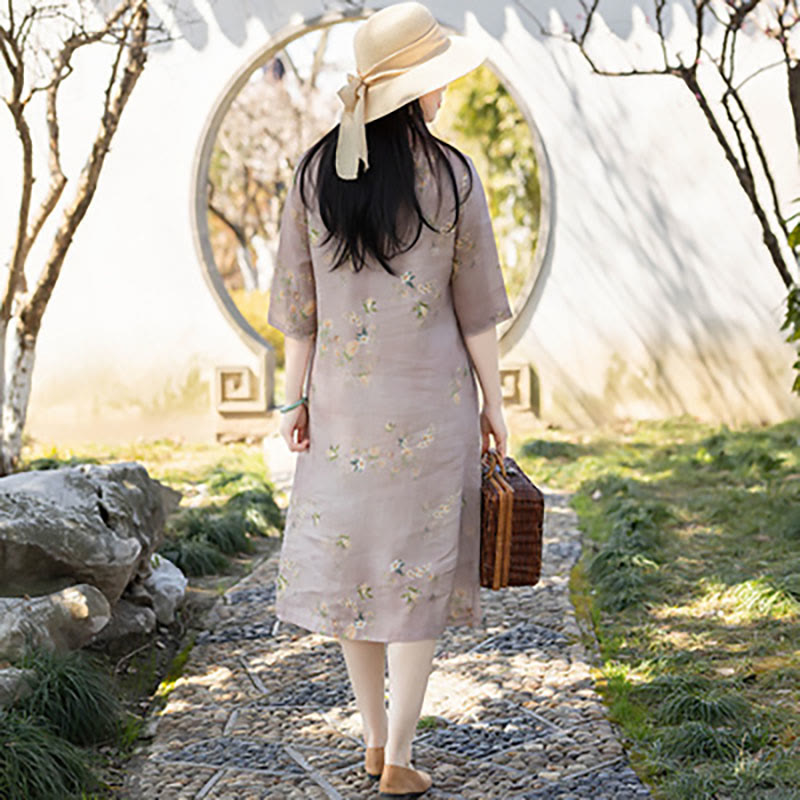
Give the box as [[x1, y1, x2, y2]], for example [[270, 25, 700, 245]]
[[365, 746, 384, 780], [379, 763, 432, 797]]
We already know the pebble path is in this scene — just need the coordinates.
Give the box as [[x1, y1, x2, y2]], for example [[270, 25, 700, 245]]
[[125, 483, 653, 799]]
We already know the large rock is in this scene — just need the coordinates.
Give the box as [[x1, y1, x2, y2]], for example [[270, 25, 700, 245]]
[[0, 584, 111, 660], [0, 462, 182, 603], [89, 599, 157, 648], [143, 554, 187, 625]]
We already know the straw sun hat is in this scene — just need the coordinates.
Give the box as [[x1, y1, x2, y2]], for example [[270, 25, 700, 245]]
[[335, 1, 488, 180]]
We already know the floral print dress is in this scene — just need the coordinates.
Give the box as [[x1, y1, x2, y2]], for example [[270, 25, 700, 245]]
[[267, 142, 513, 641]]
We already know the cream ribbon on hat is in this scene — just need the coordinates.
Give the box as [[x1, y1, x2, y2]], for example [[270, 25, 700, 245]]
[[334, 20, 447, 180], [335, 73, 370, 180]]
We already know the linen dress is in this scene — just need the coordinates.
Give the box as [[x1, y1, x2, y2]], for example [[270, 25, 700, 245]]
[[267, 141, 513, 642]]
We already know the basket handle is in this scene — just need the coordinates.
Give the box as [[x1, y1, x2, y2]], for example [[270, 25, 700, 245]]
[[481, 447, 508, 480]]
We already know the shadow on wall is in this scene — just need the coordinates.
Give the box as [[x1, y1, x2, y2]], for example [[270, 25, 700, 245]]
[[539, 19, 796, 425], [550, 344, 796, 428], [125, 0, 685, 54]]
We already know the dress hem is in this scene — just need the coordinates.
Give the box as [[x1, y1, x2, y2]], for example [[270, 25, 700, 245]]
[[275, 605, 484, 643]]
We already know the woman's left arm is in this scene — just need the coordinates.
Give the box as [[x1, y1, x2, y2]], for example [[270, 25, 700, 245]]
[[280, 334, 315, 452], [266, 165, 318, 452]]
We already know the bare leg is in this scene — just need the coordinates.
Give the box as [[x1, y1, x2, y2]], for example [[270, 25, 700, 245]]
[[385, 638, 437, 768], [338, 639, 388, 748]]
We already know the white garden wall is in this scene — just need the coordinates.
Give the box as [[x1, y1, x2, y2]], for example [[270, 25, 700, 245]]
[[0, 0, 797, 445]]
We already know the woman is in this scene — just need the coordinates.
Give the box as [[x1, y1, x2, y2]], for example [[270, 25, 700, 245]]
[[267, 3, 512, 796]]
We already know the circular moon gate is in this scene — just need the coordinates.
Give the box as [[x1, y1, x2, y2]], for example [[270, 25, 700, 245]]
[[190, 9, 553, 363]]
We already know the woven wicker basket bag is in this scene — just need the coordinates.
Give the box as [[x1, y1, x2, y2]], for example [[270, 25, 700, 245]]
[[479, 448, 544, 590]]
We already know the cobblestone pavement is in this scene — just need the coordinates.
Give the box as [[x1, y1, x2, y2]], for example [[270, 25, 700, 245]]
[[126, 487, 653, 799]]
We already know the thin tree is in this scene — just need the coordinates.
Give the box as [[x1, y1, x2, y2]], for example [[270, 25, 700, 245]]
[[0, 1, 170, 474], [516, 0, 800, 390]]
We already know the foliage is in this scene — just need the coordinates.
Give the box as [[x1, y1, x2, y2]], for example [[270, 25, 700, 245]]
[[780, 283, 800, 394], [228, 288, 285, 367], [517, 416, 800, 799], [579, 479, 670, 610], [518, 439, 580, 460], [15, 647, 122, 747], [659, 720, 742, 760], [158, 474, 283, 576], [25, 455, 101, 470], [434, 63, 541, 305], [169, 507, 253, 556], [157, 536, 229, 577], [225, 488, 284, 535], [0, 712, 96, 799]]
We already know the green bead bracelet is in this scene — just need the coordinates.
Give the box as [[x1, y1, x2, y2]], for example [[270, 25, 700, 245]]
[[278, 395, 308, 413]]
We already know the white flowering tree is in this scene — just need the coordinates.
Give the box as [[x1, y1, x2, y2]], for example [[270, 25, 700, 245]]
[[207, 31, 340, 293]]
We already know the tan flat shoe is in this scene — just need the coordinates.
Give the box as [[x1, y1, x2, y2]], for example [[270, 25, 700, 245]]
[[365, 746, 384, 780], [378, 763, 432, 798]]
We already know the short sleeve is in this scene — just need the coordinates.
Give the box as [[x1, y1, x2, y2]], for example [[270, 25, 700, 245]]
[[267, 169, 317, 339], [450, 157, 514, 336]]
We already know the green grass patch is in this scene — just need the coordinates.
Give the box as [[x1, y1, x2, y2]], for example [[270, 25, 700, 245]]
[[15, 648, 123, 747], [0, 712, 97, 799], [517, 416, 800, 798], [156, 489, 284, 577]]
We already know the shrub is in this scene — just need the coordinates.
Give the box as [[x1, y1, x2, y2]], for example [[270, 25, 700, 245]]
[[225, 489, 283, 535], [16, 647, 122, 746], [0, 711, 95, 799], [157, 537, 229, 577]]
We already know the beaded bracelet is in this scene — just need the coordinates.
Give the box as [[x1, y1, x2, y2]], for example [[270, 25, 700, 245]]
[[278, 395, 308, 413]]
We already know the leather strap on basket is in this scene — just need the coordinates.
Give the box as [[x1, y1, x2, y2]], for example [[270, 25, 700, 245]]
[[482, 449, 515, 589]]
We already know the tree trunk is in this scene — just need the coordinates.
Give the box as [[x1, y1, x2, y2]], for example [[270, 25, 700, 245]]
[[0, 313, 36, 475], [788, 61, 800, 161]]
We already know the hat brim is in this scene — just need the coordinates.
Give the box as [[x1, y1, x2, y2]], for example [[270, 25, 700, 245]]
[[363, 34, 488, 124]]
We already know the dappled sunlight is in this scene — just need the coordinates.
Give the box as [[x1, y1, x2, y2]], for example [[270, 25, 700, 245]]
[[514, 418, 800, 796]]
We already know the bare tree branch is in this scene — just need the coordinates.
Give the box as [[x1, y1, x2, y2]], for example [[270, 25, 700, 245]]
[[535, 0, 796, 291], [21, 1, 150, 335]]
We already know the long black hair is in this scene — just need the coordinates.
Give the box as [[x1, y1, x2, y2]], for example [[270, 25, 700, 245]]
[[295, 97, 473, 276]]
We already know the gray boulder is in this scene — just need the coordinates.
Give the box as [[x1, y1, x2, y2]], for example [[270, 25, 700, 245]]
[[143, 554, 187, 625], [0, 462, 182, 604], [89, 599, 156, 647], [0, 584, 111, 661]]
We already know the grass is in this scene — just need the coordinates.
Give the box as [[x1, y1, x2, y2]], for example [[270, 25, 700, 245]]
[[0, 712, 97, 799], [0, 647, 129, 799], [517, 415, 800, 798], [15, 648, 123, 746]]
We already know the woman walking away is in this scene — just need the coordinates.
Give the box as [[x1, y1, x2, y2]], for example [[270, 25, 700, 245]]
[[267, 2, 513, 796]]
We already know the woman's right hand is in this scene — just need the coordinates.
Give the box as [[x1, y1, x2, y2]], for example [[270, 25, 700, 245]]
[[480, 403, 508, 460], [279, 403, 310, 452]]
